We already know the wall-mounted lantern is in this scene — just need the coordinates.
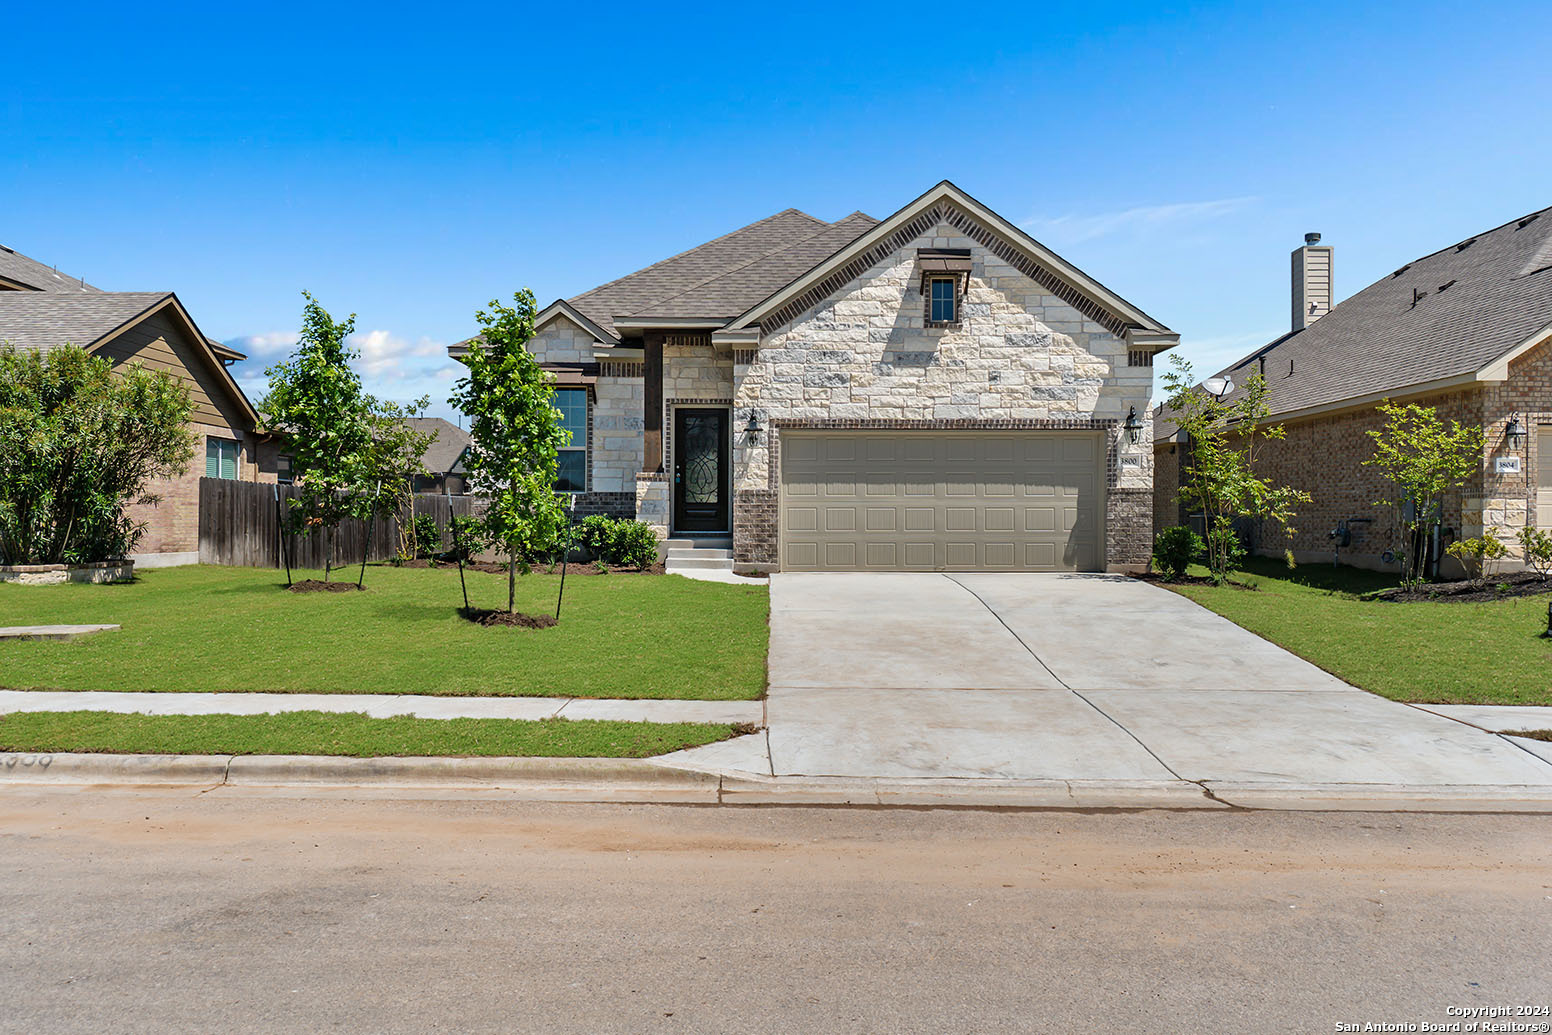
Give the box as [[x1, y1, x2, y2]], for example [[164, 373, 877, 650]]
[[744, 411, 764, 445], [1506, 414, 1526, 452], [1123, 406, 1143, 445]]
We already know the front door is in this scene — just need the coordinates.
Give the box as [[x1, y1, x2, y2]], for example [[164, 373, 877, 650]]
[[673, 408, 730, 533]]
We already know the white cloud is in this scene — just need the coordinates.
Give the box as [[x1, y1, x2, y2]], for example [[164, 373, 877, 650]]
[[1024, 197, 1258, 245], [227, 327, 461, 418]]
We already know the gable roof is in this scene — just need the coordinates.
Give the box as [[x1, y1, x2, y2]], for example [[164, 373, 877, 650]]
[[0, 243, 103, 293], [403, 416, 470, 473], [1156, 203, 1552, 440], [0, 290, 260, 426], [729, 181, 1174, 339]]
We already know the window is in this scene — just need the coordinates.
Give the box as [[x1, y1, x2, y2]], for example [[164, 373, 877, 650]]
[[205, 437, 239, 480], [554, 388, 588, 492], [929, 277, 956, 323], [277, 455, 295, 484]]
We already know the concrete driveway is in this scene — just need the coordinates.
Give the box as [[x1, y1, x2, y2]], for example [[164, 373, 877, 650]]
[[759, 572, 1552, 792]]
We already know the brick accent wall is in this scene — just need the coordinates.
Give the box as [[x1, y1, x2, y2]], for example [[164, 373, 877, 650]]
[[1152, 442, 1182, 535], [732, 489, 778, 570], [567, 492, 635, 521], [1106, 488, 1153, 569]]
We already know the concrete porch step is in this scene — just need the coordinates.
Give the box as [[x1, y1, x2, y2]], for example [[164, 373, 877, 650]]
[[667, 553, 735, 571], [664, 536, 732, 550]]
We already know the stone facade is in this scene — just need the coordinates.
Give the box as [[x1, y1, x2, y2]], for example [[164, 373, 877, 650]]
[[730, 220, 1154, 570], [517, 215, 1164, 571]]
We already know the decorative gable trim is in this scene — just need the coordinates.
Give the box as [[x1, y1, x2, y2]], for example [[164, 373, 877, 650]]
[[729, 181, 1172, 339]]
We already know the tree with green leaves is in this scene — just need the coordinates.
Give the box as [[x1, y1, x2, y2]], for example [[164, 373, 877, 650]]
[[0, 345, 195, 565], [449, 290, 570, 615], [1364, 400, 1484, 586], [260, 292, 378, 583], [1162, 355, 1311, 582]]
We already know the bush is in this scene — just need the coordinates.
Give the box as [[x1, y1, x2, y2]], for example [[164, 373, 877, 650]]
[[610, 520, 660, 569], [1445, 534, 1508, 584], [1518, 527, 1552, 581], [567, 515, 659, 568], [412, 514, 440, 558], [447, 514, 481, 560], [1153, 526, 1204, 580], [0, 345, 195, 565]]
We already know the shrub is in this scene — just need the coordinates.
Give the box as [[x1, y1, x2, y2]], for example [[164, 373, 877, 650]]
[[573, 515, 618, 557], [1153, 526, 1204, 580], [0, 345, 195, 565], [1518, 527, 1552, 581], [1445, 534, 1508, 584], [447, 514, 481, 560], [412, 514, 441, 558], [610, 520, 661, 569]]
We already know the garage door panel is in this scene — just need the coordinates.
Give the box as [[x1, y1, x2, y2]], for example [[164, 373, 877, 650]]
[[780, 431, 1105, 572]]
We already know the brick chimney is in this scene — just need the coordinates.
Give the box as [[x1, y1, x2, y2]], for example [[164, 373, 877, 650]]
[[1291, 232, 1333, 331]]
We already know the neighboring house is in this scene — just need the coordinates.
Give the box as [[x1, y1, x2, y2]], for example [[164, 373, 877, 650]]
[[1154, 204, 1552, 574], [404, 416, 471, 495], [0, 243, 278, 566], [451, 181, 1177, 572]]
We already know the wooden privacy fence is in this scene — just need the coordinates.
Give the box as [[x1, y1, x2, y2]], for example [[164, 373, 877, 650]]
[[197, 478, 482, 569]]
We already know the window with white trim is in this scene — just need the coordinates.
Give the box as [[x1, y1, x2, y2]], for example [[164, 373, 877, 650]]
[[554, 388, 587, 493], [206, 437, 239, 480]]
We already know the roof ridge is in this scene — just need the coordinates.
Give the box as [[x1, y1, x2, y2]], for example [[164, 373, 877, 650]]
[[1398, 202, 1552, 269], [568, 208, 824, 308], [614, 216, 867, 319]]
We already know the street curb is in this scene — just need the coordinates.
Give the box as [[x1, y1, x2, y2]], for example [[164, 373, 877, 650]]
[[6, 753, 1552, 811]]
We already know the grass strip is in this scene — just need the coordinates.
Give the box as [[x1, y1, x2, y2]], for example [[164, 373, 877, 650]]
[[1165, 557, 1552, 706], [0, 710, 740, 758]]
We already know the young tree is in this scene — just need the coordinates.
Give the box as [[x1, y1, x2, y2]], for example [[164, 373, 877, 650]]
[[1162, 356, 1311, 582], [0, 345, 195, 564], [260, 292, 376, 582], [356, 397, 436, 574], [448, 290, 570, 614], [1363, 400, 1484, 586]]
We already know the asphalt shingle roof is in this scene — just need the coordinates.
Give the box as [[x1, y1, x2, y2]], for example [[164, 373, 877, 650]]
[[0, 243, 102, 293], [1156, 204, 1552, 439], [403, 416, 470, 473], [0, 291, 172, 351]]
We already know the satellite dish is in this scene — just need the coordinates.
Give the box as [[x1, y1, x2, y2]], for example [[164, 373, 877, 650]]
[[1203, 376, 1235, 399]]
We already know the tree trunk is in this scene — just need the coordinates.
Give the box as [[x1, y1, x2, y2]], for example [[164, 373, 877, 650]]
[[507, 553, 516, 614]]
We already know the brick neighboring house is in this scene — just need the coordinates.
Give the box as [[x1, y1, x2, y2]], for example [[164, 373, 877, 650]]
[[0, 243, 278, 566], [451, 181, 1178, 573], [1154, 204, 1552, 576]]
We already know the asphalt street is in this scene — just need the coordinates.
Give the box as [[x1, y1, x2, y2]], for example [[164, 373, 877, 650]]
[[3, 790, 1550, 1034]]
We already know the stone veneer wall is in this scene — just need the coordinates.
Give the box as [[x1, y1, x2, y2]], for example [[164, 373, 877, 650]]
[[730, 217, 1155, 571], [523, 317, 643, 495]]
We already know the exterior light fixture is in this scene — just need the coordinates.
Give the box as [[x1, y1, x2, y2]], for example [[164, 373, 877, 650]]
[[1506, 414, 1526, 451], [1203, 375, 1235, 400], [744, 411, 763, 444], [1123, 406, 1143, 444]]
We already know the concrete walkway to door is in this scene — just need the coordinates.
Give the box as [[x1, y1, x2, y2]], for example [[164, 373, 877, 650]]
[[730, 572, 1552, 798]]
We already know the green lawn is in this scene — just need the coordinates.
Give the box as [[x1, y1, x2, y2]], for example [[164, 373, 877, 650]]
[[1168, 558, 1552, 706], [0, 564, 768, 699], [0, 710, 739, 757]]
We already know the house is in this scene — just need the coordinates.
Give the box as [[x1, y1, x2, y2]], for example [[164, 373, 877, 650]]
[[403, 416, 471, 495], [0, 243, 278, 566], [451, 181, 1177, 573], [1153, 204, 1552, 575]]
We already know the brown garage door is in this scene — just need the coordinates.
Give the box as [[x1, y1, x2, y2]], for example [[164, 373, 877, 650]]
[[778, 431, 1105, 572]]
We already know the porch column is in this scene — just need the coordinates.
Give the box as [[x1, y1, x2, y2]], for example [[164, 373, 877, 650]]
[[643, 331, 664, 472]]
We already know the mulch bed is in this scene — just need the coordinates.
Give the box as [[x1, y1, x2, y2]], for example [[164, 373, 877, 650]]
[[287, 580, 364, 593], [459, 608, 558, 629], [1370, 570, 1552, 603], [1131, 572, 1259, 590], [398, 558, 664, 576]]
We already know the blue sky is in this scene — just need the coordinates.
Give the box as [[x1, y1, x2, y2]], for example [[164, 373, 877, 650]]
[[5, 1, 1550, 419]]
